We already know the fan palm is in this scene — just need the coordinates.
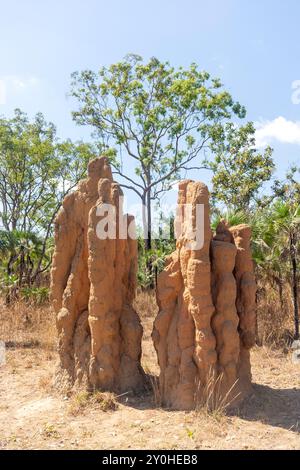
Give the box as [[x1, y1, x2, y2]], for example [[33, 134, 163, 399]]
[[271, 201, 300, 339]]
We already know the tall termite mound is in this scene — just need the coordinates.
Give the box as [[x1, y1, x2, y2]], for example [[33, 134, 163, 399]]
[[152, 181, 257, 410], [50, 156, 144, 393]]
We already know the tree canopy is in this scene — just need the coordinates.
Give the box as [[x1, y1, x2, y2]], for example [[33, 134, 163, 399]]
[[0, 109, 97, 295], [71, 54, 273, 247]]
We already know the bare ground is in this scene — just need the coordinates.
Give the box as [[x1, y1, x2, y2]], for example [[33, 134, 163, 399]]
[[0, 347, 300, 449], [0, 294, 300, 450]]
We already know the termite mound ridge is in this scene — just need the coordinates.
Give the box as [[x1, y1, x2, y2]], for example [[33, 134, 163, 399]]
[[50, 156, 144, 393], [152, 181, 257, 410]]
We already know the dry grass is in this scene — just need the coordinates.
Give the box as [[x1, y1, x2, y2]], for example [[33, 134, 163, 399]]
[[68, 390, 118, 416], [1, 284, 294, 365], [256, 281, 295, 348], [0, 298, 56, 352], [134, 289, 159, 376], [42, 423, 60, 439], [38, 372, 54, 392], [134, 289, 162, 407], [195, 369, 241, 419], [143, 366, 162, 407]]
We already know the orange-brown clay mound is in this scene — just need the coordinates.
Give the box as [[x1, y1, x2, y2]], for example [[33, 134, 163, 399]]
[[50, 157, 144, 393], [152, 182, 257, 410]]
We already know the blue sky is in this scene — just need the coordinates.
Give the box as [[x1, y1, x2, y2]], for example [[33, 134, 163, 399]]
[[0, 0, 299, 206]]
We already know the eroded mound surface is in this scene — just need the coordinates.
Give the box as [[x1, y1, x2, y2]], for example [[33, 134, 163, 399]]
[[50, 157, 144, 393], [152, 181, 257, 409]]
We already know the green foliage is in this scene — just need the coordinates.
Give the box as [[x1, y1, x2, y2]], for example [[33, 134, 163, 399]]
[[214, 168, 300, 339], [251, 168, 300, 274], [0, 109, 96, 234], [210, 122, 274, 209], [137, 244, 174, 290], [0, 229, 51, 302], [0, 109, 97, 299], [137, 215, 176, 289], [20, 286, 49, 305], [70, 55, 270, 247], [71, 56, 247, 188], [211, 208, 249, 232], [0, 272, 19, 297]]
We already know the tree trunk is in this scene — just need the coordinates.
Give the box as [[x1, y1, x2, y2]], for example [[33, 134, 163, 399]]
[[290, 232, 299, 340], [146, 189, 152, 251], [141, 189, 152, 251], [142, 195, 147, 250], [274, 274, 284, 310], [31, 209, 58, 282], [141, 188, 154, 288]]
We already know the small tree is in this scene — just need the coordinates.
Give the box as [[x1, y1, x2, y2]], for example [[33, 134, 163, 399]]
[[271, 169, 300, 340], [210, 122, 274, 210], [0, 229, 48, 303], [71, 55, 271, 250]]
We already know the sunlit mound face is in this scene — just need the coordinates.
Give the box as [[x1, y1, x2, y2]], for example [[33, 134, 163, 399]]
[[87, 156, 112, 180]]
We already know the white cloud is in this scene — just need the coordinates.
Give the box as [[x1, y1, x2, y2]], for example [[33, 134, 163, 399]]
[[255, 116, 300, 147], [0, 75, 39, 105], [291, 80, 300, 104]]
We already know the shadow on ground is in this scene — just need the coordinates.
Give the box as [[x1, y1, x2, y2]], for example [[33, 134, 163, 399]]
[[122, 378, 300, 435], [5, 340, 41, 349], [232, 383, 300, 433]]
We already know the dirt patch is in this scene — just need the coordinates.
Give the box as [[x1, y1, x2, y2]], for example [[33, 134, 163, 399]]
[[0, 344, 299, 449]]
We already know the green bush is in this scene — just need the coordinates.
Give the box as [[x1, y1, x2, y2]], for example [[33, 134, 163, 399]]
[[20, 286, 50, 305]]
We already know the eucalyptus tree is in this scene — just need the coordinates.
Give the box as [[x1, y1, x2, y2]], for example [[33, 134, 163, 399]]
[[71, 54, 272, 250], [210, 122, 274, 210]]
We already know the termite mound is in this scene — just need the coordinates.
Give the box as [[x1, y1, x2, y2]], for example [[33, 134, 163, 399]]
[[152, 181, 256, 410], [50, 157, 144, 393]]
